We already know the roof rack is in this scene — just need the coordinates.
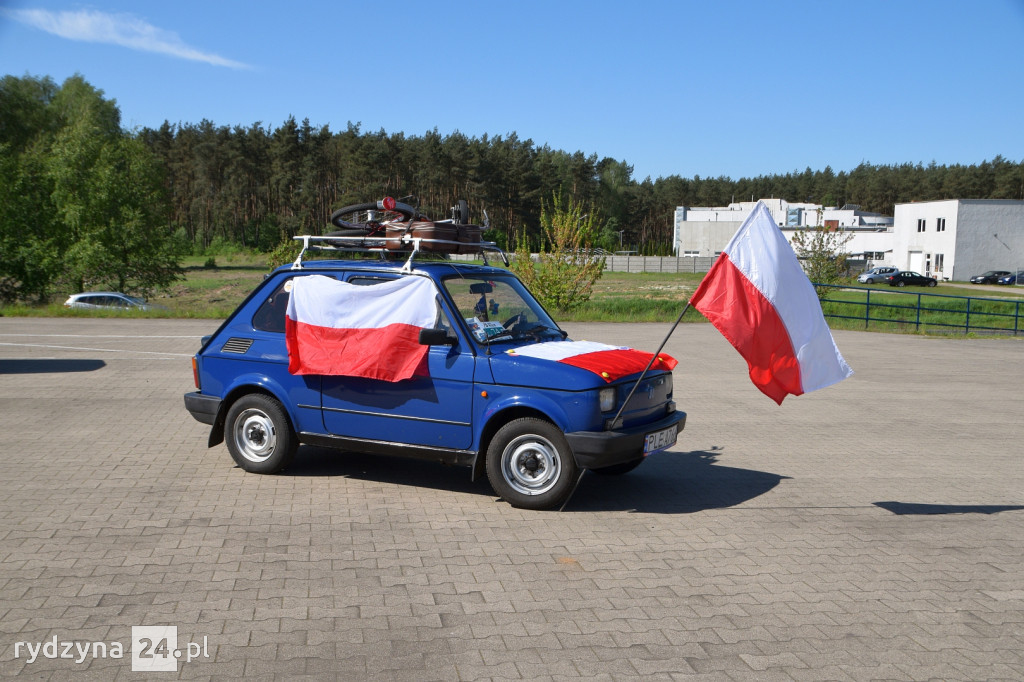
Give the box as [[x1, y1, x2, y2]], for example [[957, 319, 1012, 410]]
[[290, 234, 509, 273]]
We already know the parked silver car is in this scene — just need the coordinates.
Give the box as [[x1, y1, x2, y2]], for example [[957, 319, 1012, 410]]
[[857, 266, 898, 284], [64, 292, 165, 311]]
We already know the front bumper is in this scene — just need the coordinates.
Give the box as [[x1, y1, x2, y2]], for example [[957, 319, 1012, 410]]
[[565, 410, 686, 470], [184, 391, 221, 425]]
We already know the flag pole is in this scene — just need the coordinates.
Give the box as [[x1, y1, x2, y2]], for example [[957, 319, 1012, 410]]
[[608, 301, 693, 430]]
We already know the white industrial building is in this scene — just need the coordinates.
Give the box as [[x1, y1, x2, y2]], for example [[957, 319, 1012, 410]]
[[891, 199, 1024, 280], [673, 198, 1024, 281], [673, 199, 893, 261]]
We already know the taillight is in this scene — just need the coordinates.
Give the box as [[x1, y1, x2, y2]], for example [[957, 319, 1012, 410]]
[[192, 356, 200, 389]]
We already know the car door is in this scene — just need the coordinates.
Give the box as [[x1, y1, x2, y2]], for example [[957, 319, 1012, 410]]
[[320, 275, 476, 450]]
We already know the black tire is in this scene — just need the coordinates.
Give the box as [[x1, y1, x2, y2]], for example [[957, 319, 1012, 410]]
[[928, 281, 937, 287], [456, 199, 469, 224], [485, 418, 578, 510], [591, 458, 645, 476], [330, 200, 417, 228], [896, 281, 905, 287], [224, 394, 297, 474]]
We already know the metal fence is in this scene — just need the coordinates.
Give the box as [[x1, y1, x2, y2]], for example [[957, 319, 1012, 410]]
[[816, 284, 1024, 336]]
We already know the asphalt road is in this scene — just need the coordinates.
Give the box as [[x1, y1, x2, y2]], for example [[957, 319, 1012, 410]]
[[0, 317, 1022, 680]]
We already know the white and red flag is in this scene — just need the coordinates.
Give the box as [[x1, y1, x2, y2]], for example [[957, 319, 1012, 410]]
[[286, 274, 436, 381], [508, 340, 677, 383], [689, 201, 853, 404]]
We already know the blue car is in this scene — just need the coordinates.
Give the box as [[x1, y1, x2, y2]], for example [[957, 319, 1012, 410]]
[[997, 271, 1023, 285], [184, 236, 684, 510]]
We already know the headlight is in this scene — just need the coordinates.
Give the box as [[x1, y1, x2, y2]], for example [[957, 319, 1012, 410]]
[[599, 387, 616, 412]]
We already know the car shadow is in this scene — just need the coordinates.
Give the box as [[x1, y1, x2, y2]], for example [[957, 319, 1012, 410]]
[[564, 448, 788, 514], [285, 445, 494, 498], [0, 359, 107, 374], [874, 501, 1024, 515], [285, 445, 787, 514]]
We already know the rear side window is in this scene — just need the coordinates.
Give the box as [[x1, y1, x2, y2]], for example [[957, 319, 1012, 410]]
[[252, 281, 291, 332]]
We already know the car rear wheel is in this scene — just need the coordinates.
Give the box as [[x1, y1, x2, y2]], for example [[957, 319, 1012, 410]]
[[225, 394, 297, 474], [896, 281, 905, 287], [485, 418, 578, 510]]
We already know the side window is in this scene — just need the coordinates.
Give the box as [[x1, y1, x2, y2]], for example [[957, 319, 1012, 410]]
[[348, 276, 392, 286], [252, 280, 293, 332]]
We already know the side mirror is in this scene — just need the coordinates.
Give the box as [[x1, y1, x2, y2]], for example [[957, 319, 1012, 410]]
[[418, 328, 457, 346]]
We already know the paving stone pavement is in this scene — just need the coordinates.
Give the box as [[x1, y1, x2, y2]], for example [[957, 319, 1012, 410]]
[[0, 316, 1021, 681]]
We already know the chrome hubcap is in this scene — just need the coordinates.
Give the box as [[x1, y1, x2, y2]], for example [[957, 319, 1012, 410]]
[[501, 434, 561, 495], [234, 409, 277, 463]]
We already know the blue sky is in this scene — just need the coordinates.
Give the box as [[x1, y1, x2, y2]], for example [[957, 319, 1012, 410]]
[[1, 0, 1022, 181]]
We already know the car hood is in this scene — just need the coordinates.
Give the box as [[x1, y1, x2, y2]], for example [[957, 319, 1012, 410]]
[[488, 348, 617, 390]]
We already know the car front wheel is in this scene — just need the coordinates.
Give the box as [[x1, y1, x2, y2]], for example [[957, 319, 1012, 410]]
[[485, 418, 578, 510], [225, 394, 297, 474]]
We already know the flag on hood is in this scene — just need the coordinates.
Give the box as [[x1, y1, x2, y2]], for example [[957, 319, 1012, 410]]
[[286, 274, 437, 381], [689, 201, 853, 404], [507, 340, 677, 383]]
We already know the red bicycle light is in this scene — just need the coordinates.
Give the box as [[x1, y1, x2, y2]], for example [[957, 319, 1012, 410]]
[[382, 196, 396, 211]]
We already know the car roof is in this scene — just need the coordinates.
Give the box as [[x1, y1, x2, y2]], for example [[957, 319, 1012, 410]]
[[70, 291, 131, 297]]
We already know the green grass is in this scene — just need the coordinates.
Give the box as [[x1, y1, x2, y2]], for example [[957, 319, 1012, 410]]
[[3, 256, 1023, 338], [820, 284, 1024, 335]]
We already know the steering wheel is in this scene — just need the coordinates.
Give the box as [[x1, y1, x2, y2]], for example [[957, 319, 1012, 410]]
[[502, 312, 530, 330], [328, 197, 421, 236]]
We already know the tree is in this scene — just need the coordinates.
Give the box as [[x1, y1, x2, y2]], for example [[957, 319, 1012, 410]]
[[510, 193, 605, 312], [0, 74, 181, 301], [45, 76, 182, 295], [789, 208, 853, 296], [0, 75, 62, 301]]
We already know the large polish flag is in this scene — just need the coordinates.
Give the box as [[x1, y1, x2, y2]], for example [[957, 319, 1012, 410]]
[[285, 274, 437, 381], [689, 201, 853, 404], [508, 340, 677, 383]]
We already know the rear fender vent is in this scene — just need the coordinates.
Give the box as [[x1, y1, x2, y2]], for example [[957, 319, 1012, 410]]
[[221, 337, 254, 354]]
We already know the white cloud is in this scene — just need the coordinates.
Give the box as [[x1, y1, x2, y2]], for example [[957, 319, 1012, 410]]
[[2, 8, 251, 69]]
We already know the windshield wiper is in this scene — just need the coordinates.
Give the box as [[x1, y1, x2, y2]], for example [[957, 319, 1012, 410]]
[[517, 325, 568, 341]]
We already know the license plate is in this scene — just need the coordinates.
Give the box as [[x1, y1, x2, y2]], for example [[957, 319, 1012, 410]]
[[643, 424, 678, 454]]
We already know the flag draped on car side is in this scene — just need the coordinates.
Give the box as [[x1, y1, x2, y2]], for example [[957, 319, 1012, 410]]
[[689, 201, 853, 404], [508, 340, 677, 383], [285, 274, 437, 381]]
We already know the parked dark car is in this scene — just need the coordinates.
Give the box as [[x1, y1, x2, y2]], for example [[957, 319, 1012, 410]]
[[970, 270, 1012, 284], [996, 271, 1023, 285], [887, 271, 937, 287]]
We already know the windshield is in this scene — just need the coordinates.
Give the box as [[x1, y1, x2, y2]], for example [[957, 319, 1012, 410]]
[[441, 274, 564, 345]]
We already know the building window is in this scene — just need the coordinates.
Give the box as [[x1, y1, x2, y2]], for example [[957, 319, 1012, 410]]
[[917, 219, 926, 232], [935, 254, 944, 272], [682, 250, 699, 257], [937, 218, 946, 232]]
